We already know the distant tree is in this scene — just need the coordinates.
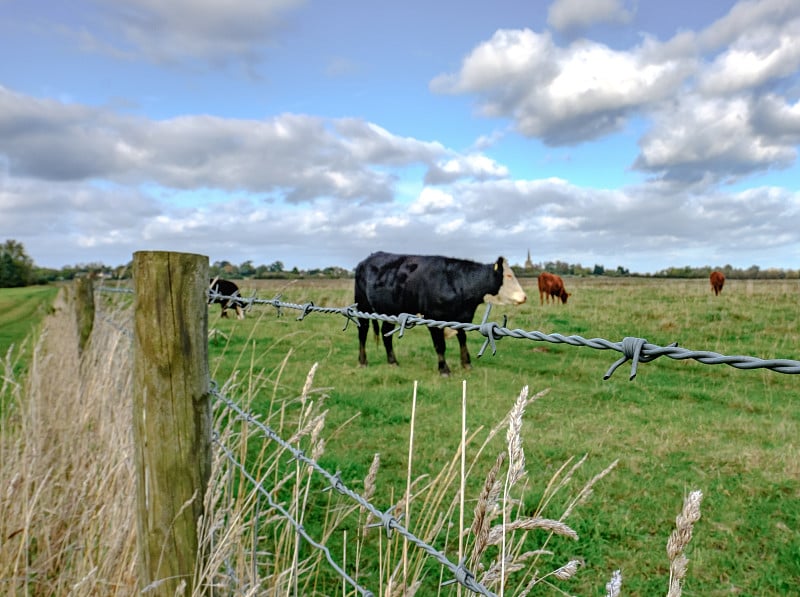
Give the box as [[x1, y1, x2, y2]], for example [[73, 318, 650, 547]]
[[32, 266, 60, 283], [744, 264, 760, 279], [593, 264, 605, 276], [210, 260, 242, 279], [238, 260, 255, 277], [268, 260, 284, 273], [0, 239, 35, 287]]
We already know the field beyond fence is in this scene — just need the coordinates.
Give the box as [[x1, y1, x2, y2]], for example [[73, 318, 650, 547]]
[[1, 253, 799, 596]]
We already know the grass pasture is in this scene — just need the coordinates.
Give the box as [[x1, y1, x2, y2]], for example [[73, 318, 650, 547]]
[[0, 284, 58, 358], [0, 285, 59, 405], [1, 275, 797, 595], [206, 275, 800, 595]]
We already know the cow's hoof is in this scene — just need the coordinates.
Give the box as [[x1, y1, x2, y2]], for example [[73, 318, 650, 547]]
[[462, 363, 473, 371]]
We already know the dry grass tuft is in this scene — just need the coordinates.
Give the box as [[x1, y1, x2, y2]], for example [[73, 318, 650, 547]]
[[666, 489, 703, 597], [0, 289, 137, 595]]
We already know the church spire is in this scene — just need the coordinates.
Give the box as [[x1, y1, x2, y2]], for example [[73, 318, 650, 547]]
[[525, 249, 533, 270]]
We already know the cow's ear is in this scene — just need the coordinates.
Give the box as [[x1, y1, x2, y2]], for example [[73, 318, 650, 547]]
[[494, 257, 503, 271]]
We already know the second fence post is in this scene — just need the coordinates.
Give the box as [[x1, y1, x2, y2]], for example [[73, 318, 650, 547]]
[[73, 274, 95, 355], [132, 251, 211, 596]]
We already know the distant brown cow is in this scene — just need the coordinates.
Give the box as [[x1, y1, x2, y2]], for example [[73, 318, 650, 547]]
[[710, 271, 725, 296], [538, 272, 570, 305]]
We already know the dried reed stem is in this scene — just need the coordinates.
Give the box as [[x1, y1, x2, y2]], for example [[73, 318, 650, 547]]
[[666, 489, 703, 597], [458, 379, 467, 597], [500, 385, 529, 595], [403, 380, 418, 591]]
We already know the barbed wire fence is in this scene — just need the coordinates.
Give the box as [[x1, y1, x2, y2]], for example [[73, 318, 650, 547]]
[[208, 288, 800, 380], [93, 255, 799, 596]]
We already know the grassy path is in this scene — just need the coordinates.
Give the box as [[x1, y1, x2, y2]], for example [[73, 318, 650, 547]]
[[0, 284, 60, 360]]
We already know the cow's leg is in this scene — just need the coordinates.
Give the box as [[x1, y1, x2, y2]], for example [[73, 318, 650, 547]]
[[428, 327, 451, 376], [235, 305, 244, 319], [539, 290, 544, 305], [457, 329, 472, 370], [358, 318, 370, 367], [381, 321, 399, 366], [220, 305, 229, 318]]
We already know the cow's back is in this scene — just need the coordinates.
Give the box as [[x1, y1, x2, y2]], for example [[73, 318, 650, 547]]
[[211, 278, 240, 296], [355, 252, 495, 321]]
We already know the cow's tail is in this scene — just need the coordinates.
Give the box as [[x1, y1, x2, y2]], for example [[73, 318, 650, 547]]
[[372, 319, 380, 345]]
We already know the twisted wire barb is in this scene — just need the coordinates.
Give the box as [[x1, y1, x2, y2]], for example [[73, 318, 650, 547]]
[[211, 388, 498, 597]]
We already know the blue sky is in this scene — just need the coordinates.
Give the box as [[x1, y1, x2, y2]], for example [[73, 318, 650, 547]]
[[1, 0, 799, 273]]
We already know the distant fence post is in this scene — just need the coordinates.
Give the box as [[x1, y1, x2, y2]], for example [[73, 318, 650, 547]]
[[73, 275, 95, 354], [132, 251, 211, 596]]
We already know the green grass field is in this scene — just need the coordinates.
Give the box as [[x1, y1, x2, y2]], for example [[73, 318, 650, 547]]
[[0, 285, 59, 381], [205, 276, 800, 595]]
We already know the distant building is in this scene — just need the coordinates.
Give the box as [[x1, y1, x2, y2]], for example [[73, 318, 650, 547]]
[[524, 249, 534, 271]]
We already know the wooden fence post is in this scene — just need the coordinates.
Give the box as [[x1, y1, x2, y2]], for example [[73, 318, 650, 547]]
[[132, 251, 211, 596], [73, 275, 95, 354]]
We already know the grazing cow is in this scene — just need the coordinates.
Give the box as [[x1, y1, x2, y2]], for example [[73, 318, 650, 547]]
[[208, 277, 246, 319], [538, 272, 570, 305], [354, 251, 527, 376], [710, 271, 725, 296]]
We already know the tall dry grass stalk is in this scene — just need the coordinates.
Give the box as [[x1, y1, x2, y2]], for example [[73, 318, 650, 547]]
[[666, 490, 703, 597]]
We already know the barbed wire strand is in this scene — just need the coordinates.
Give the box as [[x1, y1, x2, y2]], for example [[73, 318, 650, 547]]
[[211, 432, 376, 597], [97, 285, 134, 294], [211, 387, 498, 597], [104, 285, 800, 379], [211, 292, 800, 380]]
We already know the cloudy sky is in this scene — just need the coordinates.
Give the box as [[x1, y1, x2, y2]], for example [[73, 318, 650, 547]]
[[1, 0, 800, 273]]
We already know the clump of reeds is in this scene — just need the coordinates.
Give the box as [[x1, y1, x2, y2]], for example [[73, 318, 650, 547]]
[[459, 386, 618, 595], [0, 289, 137, 595], [194, 359, 361, 595]]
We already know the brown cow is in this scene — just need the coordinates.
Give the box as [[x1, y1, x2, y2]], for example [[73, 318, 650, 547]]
[[538, 272, 570, 305], [710, 271, 725, 296]]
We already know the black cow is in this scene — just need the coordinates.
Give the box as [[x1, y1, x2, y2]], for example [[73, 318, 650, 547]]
[[208, 278, 245, 319], [354, 251, 527, 376]]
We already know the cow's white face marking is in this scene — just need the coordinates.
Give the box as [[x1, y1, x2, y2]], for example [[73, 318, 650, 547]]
[[484, 258, 527, 305]]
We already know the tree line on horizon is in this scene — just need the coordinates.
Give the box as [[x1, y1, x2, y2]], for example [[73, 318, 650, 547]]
[[1, 239, 799, 288]]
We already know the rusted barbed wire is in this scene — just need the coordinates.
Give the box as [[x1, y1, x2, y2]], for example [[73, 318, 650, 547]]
[[211, 291, 800, 381], [211, 387, 499, 597]]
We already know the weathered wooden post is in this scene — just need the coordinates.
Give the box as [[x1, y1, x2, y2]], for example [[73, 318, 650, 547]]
[[73, 275, 95, 354], [132, 251, 211, 596]]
